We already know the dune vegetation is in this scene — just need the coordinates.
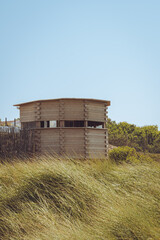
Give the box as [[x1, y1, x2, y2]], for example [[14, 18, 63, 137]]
[[0, 150, 160, 240], [107, 118, 160, 153]]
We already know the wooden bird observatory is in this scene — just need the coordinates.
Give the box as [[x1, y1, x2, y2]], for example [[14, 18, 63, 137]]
[[14, 98, 111, 158]]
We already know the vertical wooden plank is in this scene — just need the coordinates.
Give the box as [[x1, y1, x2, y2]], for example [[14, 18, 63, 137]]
[[59, 128, 64, 155], [36, 122, 40, 128], [84, 100, 88, 159], [59, 100, 65, 120], [104, 130, 108, 157], [34, 130, 41, 152], [5, 118, 7, 126], [35, 102, 41, 121], [14, 118, 16, 127], [60, 120, 64, 127], [59, 99, 65, 155]]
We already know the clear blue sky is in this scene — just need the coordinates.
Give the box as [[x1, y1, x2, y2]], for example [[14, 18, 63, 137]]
[[0, 0, 160, 128]]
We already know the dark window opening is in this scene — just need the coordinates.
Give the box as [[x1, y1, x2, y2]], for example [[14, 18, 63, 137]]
[[39, 120, 103, 128], [74, 121, 84, 127], [65, 121, 74, 127], [40, 121, 44, 128], [88, 121, 104, 128], [64, 121, 84, 127]]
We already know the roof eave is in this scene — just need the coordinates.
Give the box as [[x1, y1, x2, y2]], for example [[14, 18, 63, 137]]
[[14, 98, 111, 107]]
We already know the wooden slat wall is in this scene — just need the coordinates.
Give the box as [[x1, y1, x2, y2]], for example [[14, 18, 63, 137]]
[[40, 129, 60, 154], [20, 99, 107, 122], [63, 128, 85, 156], [86, 129, 107, 158], [19, 99, 109, 158], [20, 103, 35, 122], [0, 130, 35, 157], [86, 101, 107, 122], [40, 101, 59, 120], [63, 100, 84, 120], [34, 130, 41, 152]]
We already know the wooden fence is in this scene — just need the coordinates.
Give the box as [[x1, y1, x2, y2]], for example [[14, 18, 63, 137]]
[[0, 130, 35, 159]]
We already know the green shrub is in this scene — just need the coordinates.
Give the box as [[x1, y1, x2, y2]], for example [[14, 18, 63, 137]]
[[137, 153, 153, 163], [109, 146, 155, 164], [109, 146, 138, 163], [107, 118, 160, 153]]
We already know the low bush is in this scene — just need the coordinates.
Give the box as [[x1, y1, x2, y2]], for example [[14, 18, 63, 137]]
[[109, 146, 137, 163], [109, 146, 154, 164], [107, 118, 160, 153]]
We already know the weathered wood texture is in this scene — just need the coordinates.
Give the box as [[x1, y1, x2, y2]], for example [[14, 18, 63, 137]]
[[15, 98, 110, 158], [20, 103, 35, 122], [19, 99, 108, 122], [0, 130, 35, 158], [41, 129, 60, 154], [37, 128, 85, 157], [40, 101, 59, 120], [86, 101, 107, 122], [86, 129, 108, 158], [63, 100, 84, 120], [63, 128, 85, 156], [36, 128, 107, 158]]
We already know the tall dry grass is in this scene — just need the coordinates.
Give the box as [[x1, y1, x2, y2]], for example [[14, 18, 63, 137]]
[[0, 155, 159, 239]]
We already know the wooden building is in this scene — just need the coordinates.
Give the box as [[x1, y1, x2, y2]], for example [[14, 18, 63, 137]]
[[14, 98, 110, 158]]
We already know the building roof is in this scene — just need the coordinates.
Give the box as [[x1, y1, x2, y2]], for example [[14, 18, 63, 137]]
[[14, 98, 111, 107]]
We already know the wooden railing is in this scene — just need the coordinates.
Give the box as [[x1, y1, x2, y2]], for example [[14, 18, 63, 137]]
[[0, 130, 35, 159]]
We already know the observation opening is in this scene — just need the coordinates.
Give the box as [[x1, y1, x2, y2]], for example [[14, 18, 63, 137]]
[[65, 121, 84, 127], [88, 121, 104, 128], [40, 120, 58, 128], [22, 121, 105, 129]]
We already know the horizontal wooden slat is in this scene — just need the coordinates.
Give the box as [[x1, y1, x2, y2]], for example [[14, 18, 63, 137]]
[[87, 147, 106, 151], [64, 101, 84, 120], [87, 107, 106, 112], [40, 129, 60, 153], [20, 103, 36, 122], [87, 142, 105, 146], [86, 153, 106, 158], [41, 140, 59, 143], [40, 102, 59, 120], [86, 103, 105, 107]]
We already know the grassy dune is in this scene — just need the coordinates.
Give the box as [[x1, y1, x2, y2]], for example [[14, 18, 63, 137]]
[[0, 155, 160, 240]]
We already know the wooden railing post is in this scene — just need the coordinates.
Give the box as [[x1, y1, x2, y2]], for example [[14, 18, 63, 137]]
[[14, 118, 16, 127], [5, 118, 7, 126]]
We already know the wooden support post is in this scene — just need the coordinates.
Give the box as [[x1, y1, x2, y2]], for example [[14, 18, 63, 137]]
[[59, 100, 65, 122], [35, 102, 41, 121], [5, 117, 7, 126], [84, 100, 88, 159], [59, 128, 64, 155], [60, 120, 64, 127], [36, 121, 40, 128], [14, 118, 16, 127], [104, 130, 108, 157]]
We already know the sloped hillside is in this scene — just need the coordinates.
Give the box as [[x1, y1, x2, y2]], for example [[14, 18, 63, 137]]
[[0, 156, 160, 240]]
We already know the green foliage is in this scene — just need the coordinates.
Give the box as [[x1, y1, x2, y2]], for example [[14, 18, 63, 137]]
[[109, 146, 137, 163], [0, 156, 160, 239], [107, 118, 160, 153], [109, 146, 153, 164]]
